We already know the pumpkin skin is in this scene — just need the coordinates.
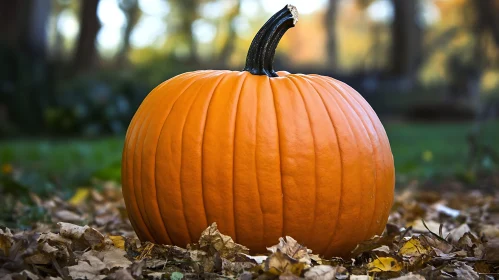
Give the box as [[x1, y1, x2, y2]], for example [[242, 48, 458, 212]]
[[122, 5, 394, 257]]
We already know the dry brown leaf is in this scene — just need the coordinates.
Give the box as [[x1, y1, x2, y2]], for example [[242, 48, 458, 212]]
[[267, 236, 312, 265], [221, 257, 255, 275], [84, 246, 132, 270], [54, 210, 84, 222], [58, 222, 87, 239], [420, 234, 454, 254], [485, 238, 499, 262], [265, 250, 306, 276], [411, 220, 448, 237], [446, 224, 472, 243], [350, 234, 396, 257], [67, 254, 106, 280], [442, 261, 479, 280], [147, 272, 166, 279], [196, 222, 249, 260], [107, 267, 134, 280], [373, 245, 391, 255], [241, 253, 267, 264], [0, 228, 14, 256], [457, 232, 485, 257], [480, 225, 499, 240], [57, 222, 106, 250], [349, 275, 370, 280], [391, 272, 426, 279], [304, 265, 344, 280]]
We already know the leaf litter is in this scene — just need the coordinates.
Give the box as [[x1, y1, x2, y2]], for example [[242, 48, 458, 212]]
[[0, 179, 499, 279]]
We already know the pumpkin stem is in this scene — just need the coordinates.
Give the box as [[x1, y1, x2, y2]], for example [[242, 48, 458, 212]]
[[243, 5, 298, 77]]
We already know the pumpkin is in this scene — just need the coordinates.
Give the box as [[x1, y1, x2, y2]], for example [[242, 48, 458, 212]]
[[122, 4, 395, 257]]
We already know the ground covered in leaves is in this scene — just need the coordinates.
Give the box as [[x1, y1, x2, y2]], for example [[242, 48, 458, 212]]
[[1, 178, 499, 279]]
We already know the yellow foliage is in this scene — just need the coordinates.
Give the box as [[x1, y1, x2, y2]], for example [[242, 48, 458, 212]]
[[108, 235, 126, 250], [1, 164, 13, 175], [68, 188, 91, 206], [400, 238, 429, 257], [367, 257, 402, 272]]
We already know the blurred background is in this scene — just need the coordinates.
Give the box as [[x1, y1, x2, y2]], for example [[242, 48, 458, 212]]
[[0, 0, 498, 196]]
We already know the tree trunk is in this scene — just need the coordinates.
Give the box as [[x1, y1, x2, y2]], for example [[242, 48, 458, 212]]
[[172, 0, 199, 62], [24, 0, 50, 57], [73, 0, 101, 74], [474, 0, 499, 47], [325, 0, 338, 70], [218, 0, 241, 66], [390, 0, 421, 77], [0, 0, 52, 134], [0, 1, 27, 48], [51, 1, 66, 59], [117, 0, 140, 67]]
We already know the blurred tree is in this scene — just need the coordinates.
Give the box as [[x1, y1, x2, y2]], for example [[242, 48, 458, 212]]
[[0, 1, 26, 49], [325, 0, 338, 70], [0, 0, 52, 134], [51, 1, 66, 60], [171, 0, 199, 63], [449, 0, 499, 108], [73, 0, 101, 74], [390, 0, 422, 78], [218, 0, 241, 66], [474, 0, 499, 48], [117, 0, 141, 67], [0, 0, 50, 56]]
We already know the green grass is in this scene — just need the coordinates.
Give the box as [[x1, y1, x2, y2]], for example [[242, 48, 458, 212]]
[[386, 120, 499, 180], [0, 120, 498, 193]]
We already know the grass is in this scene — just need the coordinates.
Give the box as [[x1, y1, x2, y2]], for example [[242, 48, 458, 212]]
[[0, 120, 498, 193], [387, 120, 498, 180]]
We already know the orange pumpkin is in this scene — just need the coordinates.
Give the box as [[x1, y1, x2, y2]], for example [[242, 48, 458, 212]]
[[122, 5, 394, 257]]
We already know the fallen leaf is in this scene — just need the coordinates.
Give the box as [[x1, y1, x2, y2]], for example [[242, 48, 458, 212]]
[[350, 234, 396, 257], [411, 220, 448, 237], [420, 234, 454, 254], [265, 250, 306, 276], [391, 272, 426, 279], [147, 272, 166, 279], [196, 222, 249, 260], [109, 235, 125, 249], [367, 257, 402, 272], [69, 188, 91, 206], [349, 276, 371, 280], [399, 238, 429, 257], [441, 261, 479, 280], [485, 238, 499, 262], [107, 268, 134, 280], [84, 246, 132, 270], [373, 245, 391, 255], [54, 210, 84, 222], [240, 253, 268, 264], [433, 203, 460, 218], [304, 265, 342, 280], [480, 225, 499, 239], [457, 232, 485, 257], [67, 254, 106, 280], [0, 228, 14, 255], [446, 224, 471, 243], [267, 236, 312, 265], [221, 257, 254, 275], [57, 222, 106, 250], [58, 222, 87, 239]]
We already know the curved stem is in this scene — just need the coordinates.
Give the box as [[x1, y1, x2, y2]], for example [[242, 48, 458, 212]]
[[243, 5, 298, 77]]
